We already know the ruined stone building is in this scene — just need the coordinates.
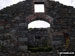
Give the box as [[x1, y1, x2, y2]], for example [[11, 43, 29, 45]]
[[0, 0, 75, 56]]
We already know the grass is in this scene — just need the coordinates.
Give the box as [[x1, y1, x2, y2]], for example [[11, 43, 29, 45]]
[[28, 46, 53, 52]]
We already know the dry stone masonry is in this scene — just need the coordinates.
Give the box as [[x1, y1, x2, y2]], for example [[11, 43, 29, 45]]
[[0, 0, 75, 56]]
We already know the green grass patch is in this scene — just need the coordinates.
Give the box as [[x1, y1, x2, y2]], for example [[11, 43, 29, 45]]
[[28, 46, 52, 52]]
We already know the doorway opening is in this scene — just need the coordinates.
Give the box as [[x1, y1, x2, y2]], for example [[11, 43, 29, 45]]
[[28, 20, 50, 29]]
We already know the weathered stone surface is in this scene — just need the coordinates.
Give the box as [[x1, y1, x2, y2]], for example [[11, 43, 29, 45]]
[[0, 0, 75, 56]]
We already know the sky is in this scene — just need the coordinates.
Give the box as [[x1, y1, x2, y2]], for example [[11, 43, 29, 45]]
[[54, 0, 75, 7], [0, 0, 75, 28], [0, 0, 75, 10], [55, 0, 71, 5], [0, 0, 25, 9], [28, 20, 50, 28]]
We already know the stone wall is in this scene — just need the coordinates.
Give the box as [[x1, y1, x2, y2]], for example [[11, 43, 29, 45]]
[[0, 0, 75, 56]]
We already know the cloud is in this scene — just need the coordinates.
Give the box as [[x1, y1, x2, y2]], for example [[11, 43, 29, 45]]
[[0, 0, 24, 10], [0, 0, 75, 10], [54, 0, 71, 5], [71, 0, 75, 7], [28, 20, 50, 28]]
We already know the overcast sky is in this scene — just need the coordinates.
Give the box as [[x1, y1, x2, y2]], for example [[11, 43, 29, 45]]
[[55, 0, 75, 7], [0, 0, 25, 10], [0, 0, 75, 10], [0, 0, 75, 28]]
